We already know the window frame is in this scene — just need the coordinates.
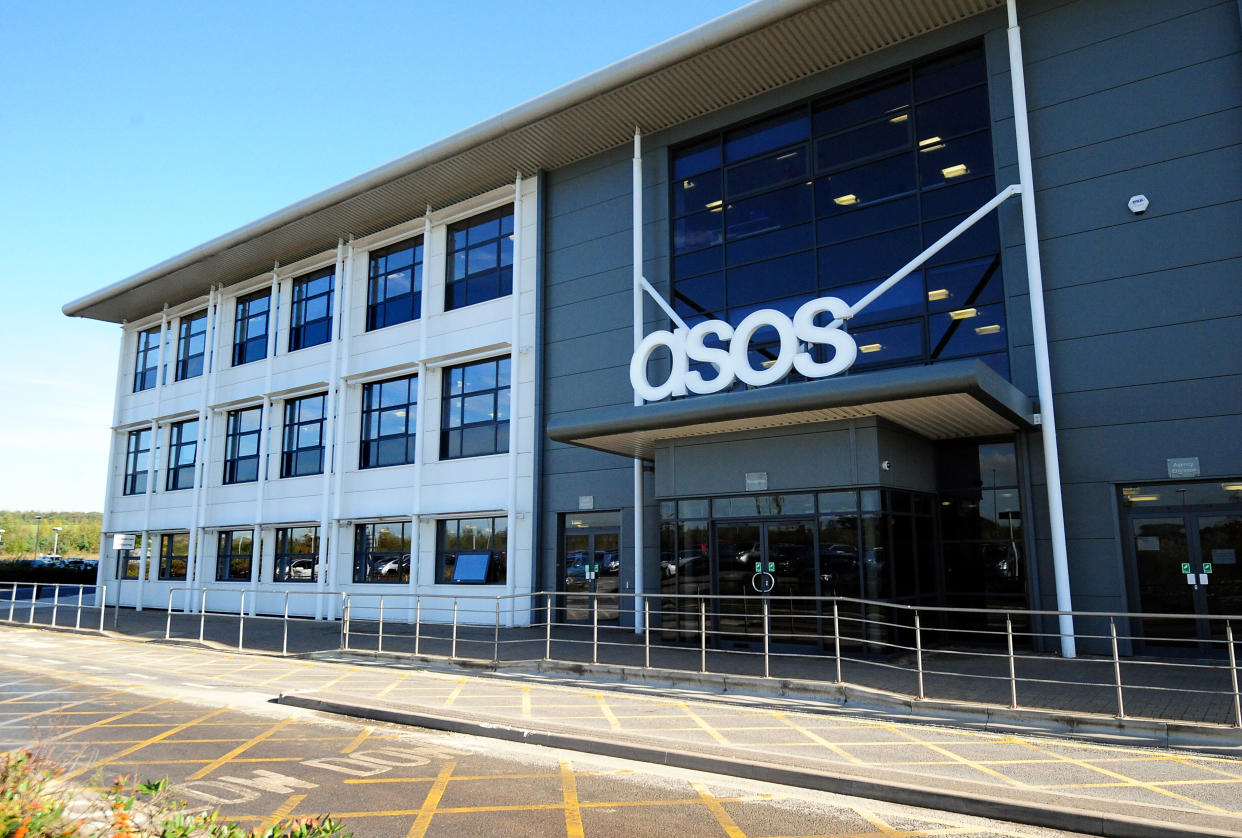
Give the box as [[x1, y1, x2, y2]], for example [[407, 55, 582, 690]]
[[215, 529, 254, 582], [133, 327, 160, 392], [352, 522, 412, 584], [274, 526, 319, 583], [158, 533, 189, 581], [436, 517, 507, 585], [445, 205, 515, 311], [232, 288, 271, 366], [360, 374, 418, 469], [123, 428, 151, 496], [175, 310, 208, 381], [366, 237, 423, 331], [439, 357, 510, 460], [223, 406, 263, 485], [165, 419, 198, 492], [281, 393, 327, 478], [289, 267, 334, 352]]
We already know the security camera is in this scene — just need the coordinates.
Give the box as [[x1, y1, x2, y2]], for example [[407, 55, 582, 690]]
[[880, 460, 892, 471], [1128, 195, 1149, 215]]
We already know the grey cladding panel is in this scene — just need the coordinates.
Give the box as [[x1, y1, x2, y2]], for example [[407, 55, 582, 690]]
[[1057, 414, 1242, 483], [545, 287, 632, 344], [546, 151, 631, 219], [545, 231, 633, 287], [1018, 0, 1221, 64], [545, 265, 629, 309], [544, 325, 632, 381], [1059, 482, 1125, 540], [543, 368, 633, 416], [546, 192, 632, 253], [1055, 374, 1242, 431]]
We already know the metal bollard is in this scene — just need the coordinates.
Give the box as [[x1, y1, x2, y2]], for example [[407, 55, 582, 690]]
[[1110, 617, 1125, 718], [592, 596, 599, 665], [282, 593, 290, 657], [238, 591, 247, 650], [98, 586, 108, 632], [1006, 614, 1018, 709], [493, 599, 500, 664], [28, 584, 39, 624], [343, 599, 352, 651], [762, 598, 770, 679], [414, 598, 422, 657], [1228, 622, 1241, 729], [914, 611, 924, 700], [165, 588, 175, 640], [451, 600, 459, 659], [644, 600, 651, 669], [51, 585, 60, 627], [378, 597, 385, 653], [199, 590, 208, 643], [544, 592, 552, 661], [75, 586, 84, 631], [7, 583, 15, 622], [833, 601, 842, 684], [699, 598, 707, 675]]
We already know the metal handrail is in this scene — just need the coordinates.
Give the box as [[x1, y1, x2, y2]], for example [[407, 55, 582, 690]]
[[0, 582, 107, 633]]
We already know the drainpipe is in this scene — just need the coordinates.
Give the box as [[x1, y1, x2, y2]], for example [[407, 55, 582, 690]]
[[317, 241, 346, 619], [505, 173, 523, 625], [330, 242, 355, 620], [632, 128, 646, 634], [1008, 0, 1075, 657], [410, 212, 431, 605]]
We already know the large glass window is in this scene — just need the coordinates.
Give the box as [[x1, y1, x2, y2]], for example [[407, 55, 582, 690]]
[[668, 45, 1006, 386], [123, 428, 151, 496], [158, 533, 188, 580], [166, 419, 198, 491], [367, 237, 423, 330], [275, 526, 318, 583], [440, 357, 510, 459], [353, 522, 411, 584], [437, 517, 507, 585], [133, 327, 160, 392], [223, 406, 262, 484], [360, 375, 417, 469], [116, 534, 147, 580], [282, 393, 326, 478], [176, 310, 208, 381], [446, 206, 514, 310], [216, 529, 253, 582], [232, 289, 270, 366], [289, 267, 334, 351]]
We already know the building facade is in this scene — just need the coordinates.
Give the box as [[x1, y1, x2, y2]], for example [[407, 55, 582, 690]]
[[68, 0, 1242, 653]]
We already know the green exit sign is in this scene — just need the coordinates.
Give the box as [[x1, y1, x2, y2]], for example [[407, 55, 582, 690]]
[[1181, 562, 1191, 574]]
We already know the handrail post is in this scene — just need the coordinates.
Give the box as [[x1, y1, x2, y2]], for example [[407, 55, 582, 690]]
[[343, 598, 351, 651], [164, 588, 175, 639], [762, 597, 770, 679], [699, 598, 707, 674], [644, 599, 651, 669], [1228, 622, 1241, 729], [282, 592, 290, 657], [592, 595, 599, 665], [451, 599, 459, 659], [98, 585, 107, 632], [414, 597, 422, 657], [493, 599, 500, 664], [8, 583, 16, 622], [378, 596, 385, 654], [544, 592, 552, 661], [914, 610, 925, 700], [51, 585, 60, 627], [75, 585, 84, 631], [199, 589, 207, 643], [1006, 614, 1018, 709], [28, 583, 38, 624], [1110, 617, 1125, 718], [833, 601, 842, 684], [238, 590, 246, 650]]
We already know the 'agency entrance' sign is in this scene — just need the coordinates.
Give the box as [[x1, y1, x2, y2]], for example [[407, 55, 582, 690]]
[[629, 296, 858, 401]]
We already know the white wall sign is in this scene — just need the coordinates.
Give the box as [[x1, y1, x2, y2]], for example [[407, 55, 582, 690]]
[[1166, 457, 1200, 478], [112, 533, 136, 551], [630, 297, 858, 402]]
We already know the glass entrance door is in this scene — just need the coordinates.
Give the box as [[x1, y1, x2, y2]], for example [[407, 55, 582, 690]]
[[712, 520, 815, 646], [562, 530, 620, 623], [1130, 512, 1242, 650]]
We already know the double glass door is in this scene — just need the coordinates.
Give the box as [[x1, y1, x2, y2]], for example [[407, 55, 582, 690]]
[[563, 529, 620, 623], [1129, 510, 1242, 651], [713, 520, 816, 645]]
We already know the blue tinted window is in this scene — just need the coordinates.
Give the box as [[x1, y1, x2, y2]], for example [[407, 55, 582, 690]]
[[673, 170, 721, 217], [672, 138, 720, 179], [813, 78, 909, 135], [367, 237, 423, 330], [816, 117, 911, 171], [815, 153, 916, 213], [726, 147, 807, 196], [446, 206, 513, 311], [724, 110, 808, 163]]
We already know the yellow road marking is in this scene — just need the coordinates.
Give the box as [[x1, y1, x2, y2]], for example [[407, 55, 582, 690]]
[[561, 761, 586, 838], [406, 762, 455, 838], [187, 717, 296, 779], [329, 792, 774, 818], [883, 724, 1027, 788], [443, 682, 467, 707], [771, 712, 863, 765], [595, 695, 622, 730], [851, 803, 902, 836], [521, 686, 532, 719], [690, 781, 746, 838], [346, 769, 634, 785], [260, 793, 307, 830], [340, 726, 373, 754], [678, 703, 730, 745], [253, 664, 311, 687], [376, 674, 409, 698], [62, 705, 230, 780], [0, 688, 130, 725], [47, 698, 174, 742]]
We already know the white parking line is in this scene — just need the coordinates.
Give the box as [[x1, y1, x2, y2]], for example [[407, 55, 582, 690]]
[[127, 672, 155, 680]]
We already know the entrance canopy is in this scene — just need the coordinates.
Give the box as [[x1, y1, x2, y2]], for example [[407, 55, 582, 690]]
[[548, 360, 1034, 460]]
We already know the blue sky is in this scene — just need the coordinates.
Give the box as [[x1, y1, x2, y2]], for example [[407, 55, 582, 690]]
[[0, 0, 743, 512]]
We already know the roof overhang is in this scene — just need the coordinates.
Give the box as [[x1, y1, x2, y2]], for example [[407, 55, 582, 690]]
[[64, 0, 1004, 324], [547, 360, 1034, 460]]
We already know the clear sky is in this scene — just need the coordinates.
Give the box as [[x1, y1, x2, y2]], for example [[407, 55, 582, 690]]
[[0, 0, 744, 512]]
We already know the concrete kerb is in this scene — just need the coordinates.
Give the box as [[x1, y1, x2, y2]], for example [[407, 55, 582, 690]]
[[331, 647, 1242, 752], [275, 692, 1242, 838]]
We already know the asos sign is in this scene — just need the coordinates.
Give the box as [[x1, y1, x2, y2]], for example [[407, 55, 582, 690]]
[[629, 296, 859, 402]]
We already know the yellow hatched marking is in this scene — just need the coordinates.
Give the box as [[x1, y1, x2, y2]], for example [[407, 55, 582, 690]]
[[340, 726, 373, 754], [850, 803, 902, 836], [187, 717, 296, 779], [883, 724, 1026, 788], [253, 663, 312, 687], [0, 679, 95, 704], [376, 674, 409, 698], [259, 793, 306, 830], [2, 688, 129, 725], [1011, 739, 1233, 812], [771, 713, 863, 765], [561, 761, 585, 838], [521, 686, 532, 719], [310, 667, 360, 693], [346, 769, 633, 785], [678, 703, 730, 745], [595, 695, 622, 730], [690, 781, 746, 838], [62, 706, 230, 780], [406, 762, 455, 838], [443, 682, 467, 707], [329, 792, 770, 818], [97, 757, 302, 768], [48, 698, 174, 742]]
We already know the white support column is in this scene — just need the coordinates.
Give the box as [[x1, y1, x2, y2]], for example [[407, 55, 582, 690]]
[[1008, 0, 1076, 657], [631, 128, 646, 634], [96, 323, 130, 595], [410, 213, 432, 603], [137, 308, 169, 610], [251, 270, 279, 608], [185, 286, 217, 611], [193, 284, 227, 609], [504, 176, 522, 624], [330, 242, 356, 620], [317, 241, 346, 619]]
